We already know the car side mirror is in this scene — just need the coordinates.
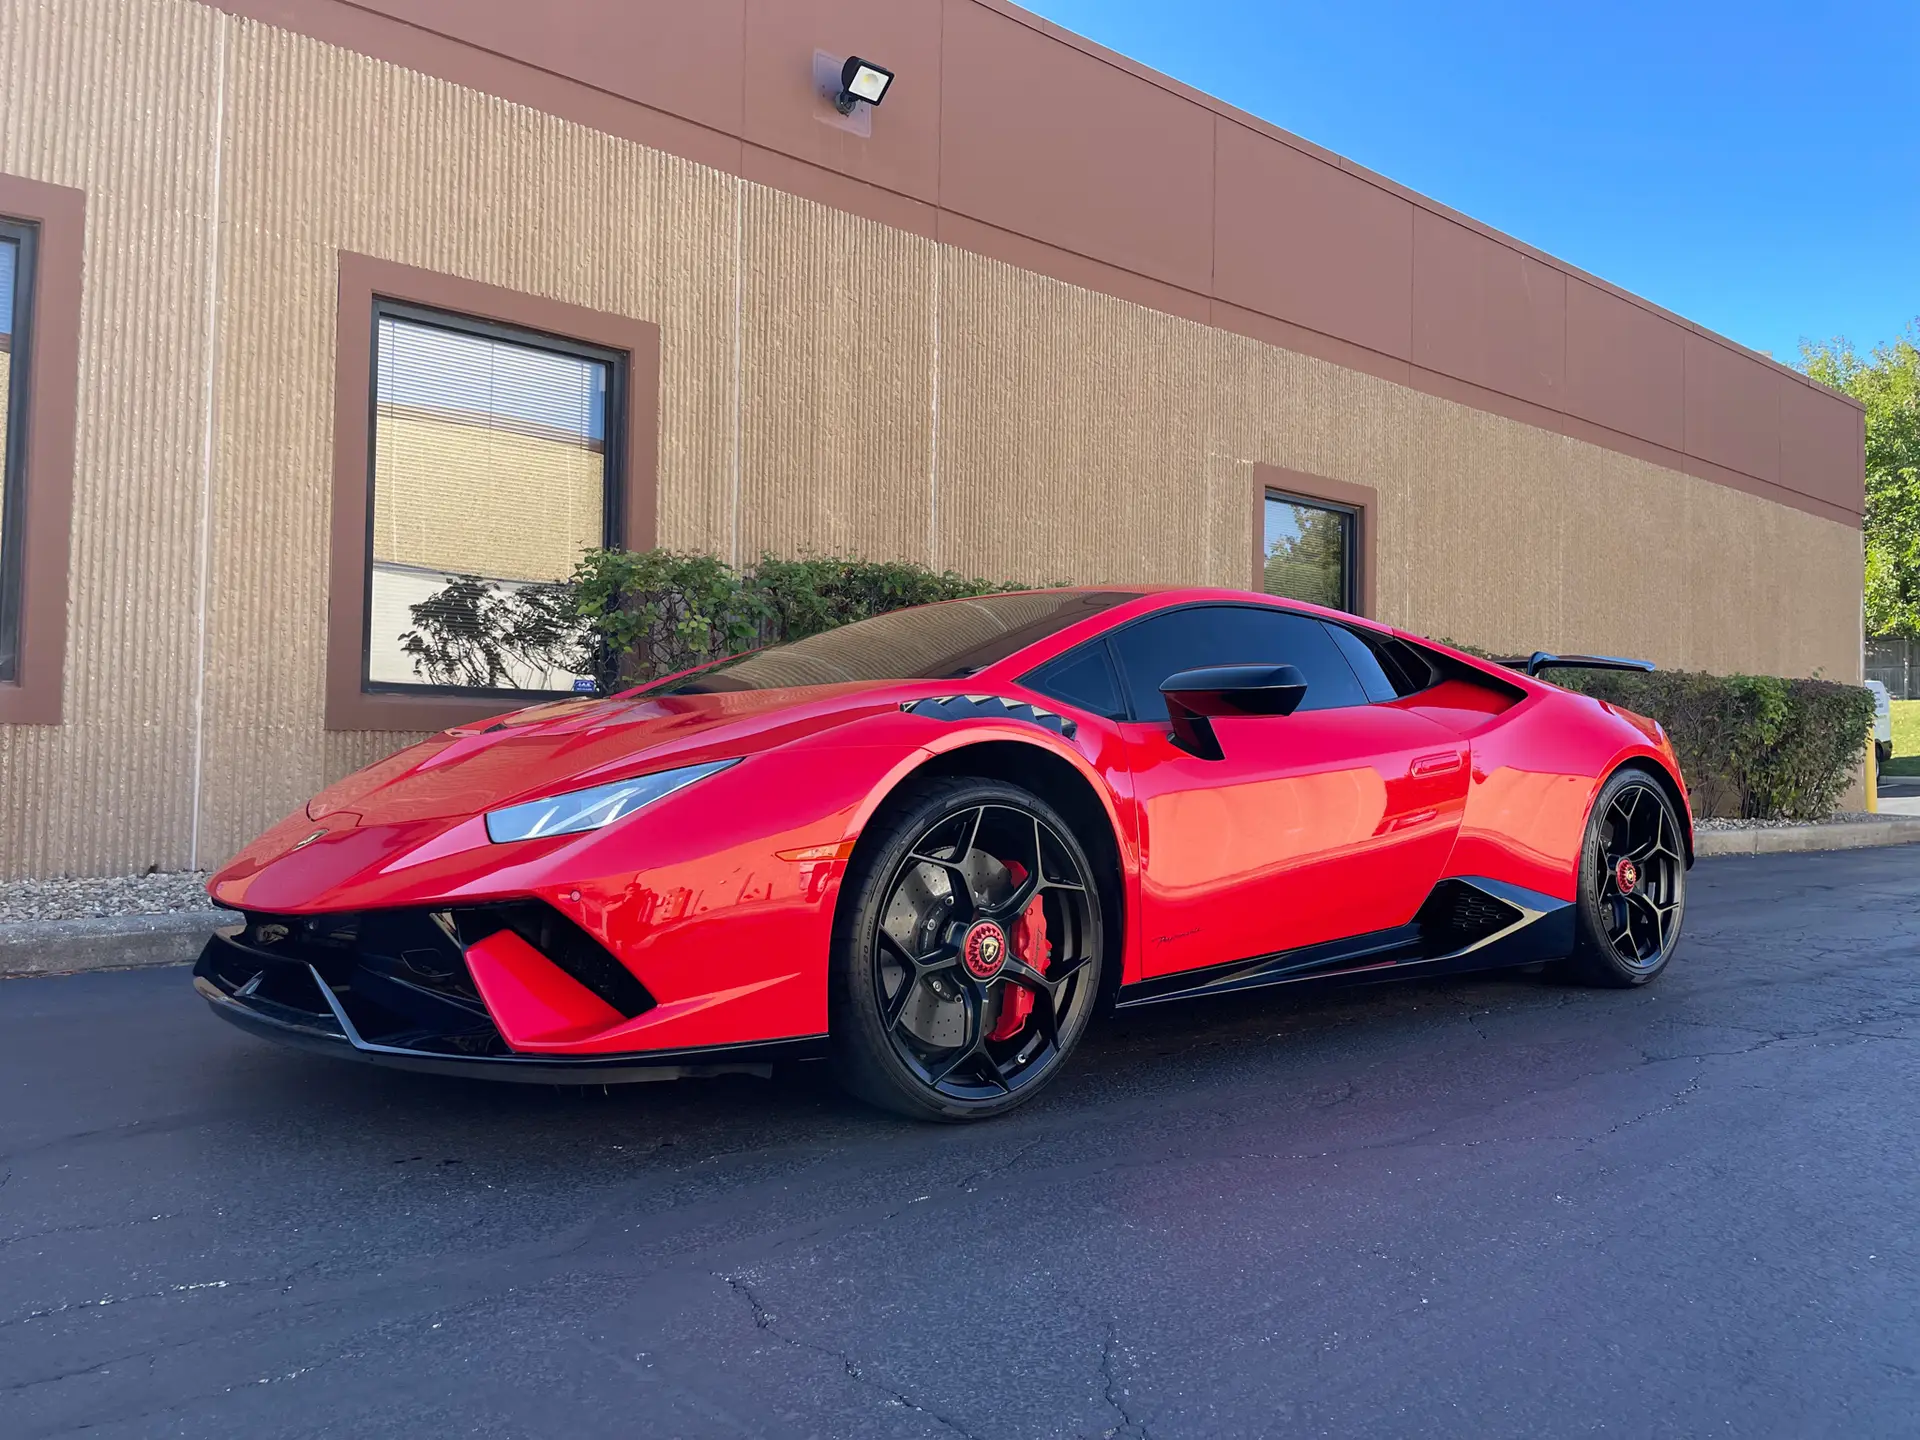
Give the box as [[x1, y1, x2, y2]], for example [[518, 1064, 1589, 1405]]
[[1159, 663, 1308, 760]]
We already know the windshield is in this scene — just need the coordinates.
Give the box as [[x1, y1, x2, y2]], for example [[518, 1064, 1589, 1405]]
[[649, 590, 1141, 695]]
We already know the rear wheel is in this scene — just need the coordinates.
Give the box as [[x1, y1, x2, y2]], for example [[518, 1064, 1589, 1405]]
[[830, 777, 1105, 1121], [1561, 768, 1687, 987]]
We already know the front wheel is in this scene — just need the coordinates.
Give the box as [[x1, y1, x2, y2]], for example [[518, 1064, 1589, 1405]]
[[829, 777, 1106, 1121], [1560, 768, 1687, 987]]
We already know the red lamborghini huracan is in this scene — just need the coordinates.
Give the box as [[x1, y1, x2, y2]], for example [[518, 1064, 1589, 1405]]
[[196, 588, 1692, 1120]]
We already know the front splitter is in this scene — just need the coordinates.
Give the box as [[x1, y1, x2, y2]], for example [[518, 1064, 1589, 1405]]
[[195, 975, 826, 1086]]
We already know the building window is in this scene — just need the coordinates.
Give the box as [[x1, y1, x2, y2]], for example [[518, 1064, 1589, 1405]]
[[363, 303, 626, 699], [0, 218, 36, 684], [1262, 490, 1356, 613]]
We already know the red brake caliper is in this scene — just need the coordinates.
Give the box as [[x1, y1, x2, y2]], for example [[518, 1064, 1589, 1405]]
[[986, 861, 1050, 1042]]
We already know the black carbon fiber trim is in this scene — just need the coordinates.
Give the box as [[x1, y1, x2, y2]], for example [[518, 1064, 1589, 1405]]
[[901, 694, 1077, 738]]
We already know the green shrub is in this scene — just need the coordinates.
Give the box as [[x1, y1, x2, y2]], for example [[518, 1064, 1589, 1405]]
[[1439, 641, 1872, 820], [1553, 669, 1873, 821], [570, 548, 768, 692], [745, 555, 1027, 645], [404, 549, 1033, 696]]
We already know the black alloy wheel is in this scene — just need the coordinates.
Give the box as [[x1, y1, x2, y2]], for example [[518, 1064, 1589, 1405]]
[[1564, 769, 1687, 986], [830, 777, 1105, 1121]]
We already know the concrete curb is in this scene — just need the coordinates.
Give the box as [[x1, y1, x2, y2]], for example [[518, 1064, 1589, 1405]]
[[1695, 819, 1920, 857], [0, 910, 226, 980]]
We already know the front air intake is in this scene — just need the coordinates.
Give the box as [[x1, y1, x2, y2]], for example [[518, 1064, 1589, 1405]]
[[198, 902, 653, 1057], [450, 901, 654, 1019]]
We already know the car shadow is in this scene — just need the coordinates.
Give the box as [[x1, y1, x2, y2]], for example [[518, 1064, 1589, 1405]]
[[197, 961, 1569, 1169]]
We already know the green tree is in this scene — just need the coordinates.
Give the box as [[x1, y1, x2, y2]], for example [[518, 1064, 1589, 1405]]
[[1800, 325, 1920, 637]]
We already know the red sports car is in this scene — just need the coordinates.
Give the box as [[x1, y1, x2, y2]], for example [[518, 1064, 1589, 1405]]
[[196, 588, 1692, 1121]]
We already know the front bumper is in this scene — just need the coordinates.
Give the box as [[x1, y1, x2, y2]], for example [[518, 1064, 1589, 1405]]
[[193, 909, 823, 1084]]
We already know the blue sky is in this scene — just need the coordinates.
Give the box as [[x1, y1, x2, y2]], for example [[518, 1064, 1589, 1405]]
[[1021, 0, 1918, 363]]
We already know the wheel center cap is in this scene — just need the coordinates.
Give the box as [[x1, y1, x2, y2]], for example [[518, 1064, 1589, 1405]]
[[962, 920, 1009, 981], [1614, 857, 1640, 895]]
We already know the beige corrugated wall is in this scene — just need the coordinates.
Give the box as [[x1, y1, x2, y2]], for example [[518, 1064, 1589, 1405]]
[[0, 0, 223, 878], [0, 0, 1864, 879]]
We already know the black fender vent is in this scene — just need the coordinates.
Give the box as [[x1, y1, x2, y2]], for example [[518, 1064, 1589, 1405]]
[[902, 695, 1077, 738]]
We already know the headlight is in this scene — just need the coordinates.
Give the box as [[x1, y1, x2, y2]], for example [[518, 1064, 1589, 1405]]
[[484, 760, 737, 844]]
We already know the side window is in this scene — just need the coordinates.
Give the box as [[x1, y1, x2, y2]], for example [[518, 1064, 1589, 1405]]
[[1326, 623, 1439, 700], [1108, 605, 1369, 719], [1023, 642, 1126, 719], [1325, 624, 1398, 703]]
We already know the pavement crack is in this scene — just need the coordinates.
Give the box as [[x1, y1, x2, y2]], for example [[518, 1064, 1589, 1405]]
[[0, 1209, 186, 1251], [719, 1272, 984, 1439], [1581, 1062, 1708, 1146], [1098, 1324, 1150, 1439], [0, 1279, 233, 1330], [0, 1357, 116, 1394], [954, 1135, 1046, 1194]]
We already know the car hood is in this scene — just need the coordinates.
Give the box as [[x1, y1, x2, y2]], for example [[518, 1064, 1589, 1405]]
[[304, 682, 903, 829]]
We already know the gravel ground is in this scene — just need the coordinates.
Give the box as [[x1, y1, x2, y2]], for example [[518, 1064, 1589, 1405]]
[[0, 871, 214, 925], [1694, 812, 1881, 831]]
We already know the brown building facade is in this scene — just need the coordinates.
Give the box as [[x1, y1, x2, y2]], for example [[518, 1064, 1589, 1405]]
[[0, 0, 1867, 880]]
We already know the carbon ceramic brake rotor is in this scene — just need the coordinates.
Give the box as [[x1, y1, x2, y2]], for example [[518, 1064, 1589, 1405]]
[[880, 849, 1014, 1048]]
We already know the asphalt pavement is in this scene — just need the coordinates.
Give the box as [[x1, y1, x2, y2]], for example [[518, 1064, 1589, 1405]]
[[5, 849, 1920, 1438]]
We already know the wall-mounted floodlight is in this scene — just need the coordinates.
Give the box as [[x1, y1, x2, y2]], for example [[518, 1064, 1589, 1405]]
[[835, 57, 894, 114]]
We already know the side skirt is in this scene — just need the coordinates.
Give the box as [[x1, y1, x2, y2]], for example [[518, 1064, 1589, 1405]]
[[1113, 876, 1574, 1011]]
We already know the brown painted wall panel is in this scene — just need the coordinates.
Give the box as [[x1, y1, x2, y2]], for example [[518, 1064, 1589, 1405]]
[[741, 144, 937, 240], [1212, 118, 1414, 362], [1412, 210, 1566, 411], [937, 0, 1215, 294], [937, 209, 1211, 323], [1565, 276, 1684, 452], [741, 0, 943, 205], [348, 0, 747, 138], [1780, 369, 1865, 511], [1684, 332, 1781, 485]]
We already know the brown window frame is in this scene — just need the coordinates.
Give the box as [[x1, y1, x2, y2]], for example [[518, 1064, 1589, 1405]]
[[1252, 464, 1377, 618], [0, 175, 84, 726], [328, 255, 659, 733]]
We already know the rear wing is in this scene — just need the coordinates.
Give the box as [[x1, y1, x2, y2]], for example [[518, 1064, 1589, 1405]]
[[1491, 651, 1656, 678]]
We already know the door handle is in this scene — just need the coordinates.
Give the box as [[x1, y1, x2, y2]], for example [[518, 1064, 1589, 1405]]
[[1410, 751, 1464, 778]]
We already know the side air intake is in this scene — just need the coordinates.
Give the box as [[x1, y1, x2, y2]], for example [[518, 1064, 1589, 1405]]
[[1415, 880, 1525, 955]]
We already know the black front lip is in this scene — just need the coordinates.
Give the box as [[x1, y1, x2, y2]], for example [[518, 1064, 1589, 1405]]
[[194, 951, 825, 1085]]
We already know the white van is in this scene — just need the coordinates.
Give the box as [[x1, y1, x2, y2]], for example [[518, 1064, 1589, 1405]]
[[1867, 680, 1893, 764]]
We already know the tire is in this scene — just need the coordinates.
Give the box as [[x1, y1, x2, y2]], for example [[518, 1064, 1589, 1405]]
[[1877, 740, 1894, 766], [829, 776, 1106, 1122], [1559, 768, 1687, 987]]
